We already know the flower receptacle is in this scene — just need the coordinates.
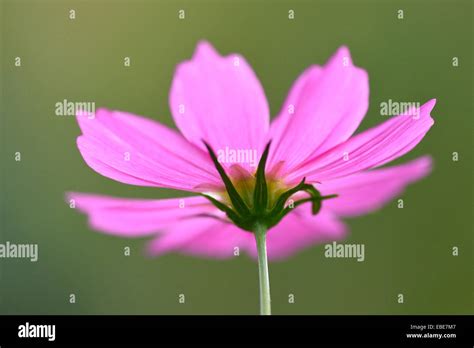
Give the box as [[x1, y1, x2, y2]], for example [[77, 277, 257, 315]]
[[201, 141, 338, 232]]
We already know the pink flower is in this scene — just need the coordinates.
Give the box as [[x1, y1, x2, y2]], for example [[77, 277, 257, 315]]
[[68, 41, 435, 261]]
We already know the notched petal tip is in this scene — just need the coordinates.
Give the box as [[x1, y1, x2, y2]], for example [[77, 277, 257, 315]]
[[424, 98, 437, 114], [75, 107, 109, 136], [418, 99, 436, 128], [193, 40, 221, 60], [329, 45, 353, 66]]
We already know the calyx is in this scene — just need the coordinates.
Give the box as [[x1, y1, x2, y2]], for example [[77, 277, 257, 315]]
[[201, 141, 337, 232]]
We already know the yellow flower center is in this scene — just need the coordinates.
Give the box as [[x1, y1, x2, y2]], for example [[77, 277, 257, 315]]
[[220, 170, 289, 211]]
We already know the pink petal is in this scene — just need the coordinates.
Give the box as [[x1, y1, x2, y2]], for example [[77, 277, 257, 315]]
[[147, 217, 253, 259], [76, 109, 221, 191], [268, 46, 369, 174], [170, 41, 270, 170], [287, 99, 436, 183], [148, 208, 346, 261], [319, 156, 432, 217], [248, 209, 347, 261], [67, 193, 218, 236]]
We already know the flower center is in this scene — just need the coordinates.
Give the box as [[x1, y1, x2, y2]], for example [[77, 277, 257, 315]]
[[220, 173, 289, 211], [201, 141, 338, 232]]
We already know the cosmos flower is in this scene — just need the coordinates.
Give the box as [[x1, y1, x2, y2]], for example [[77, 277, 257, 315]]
[[68, 41, 435, 314]]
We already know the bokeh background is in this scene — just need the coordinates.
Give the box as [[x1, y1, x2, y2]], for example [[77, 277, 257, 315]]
[[1, 0, 472, 314]]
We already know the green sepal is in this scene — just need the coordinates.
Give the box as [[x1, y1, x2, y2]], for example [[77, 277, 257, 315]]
[[200, 140, 339, 233], [300, 183, 324, 214], [200, 193, 242, 227], [267, 194, 338, 228], [203, 141, 250, 216], [269, 177, 307, 215], [310, 193, 338, 215], [253, 142, 271, 214]]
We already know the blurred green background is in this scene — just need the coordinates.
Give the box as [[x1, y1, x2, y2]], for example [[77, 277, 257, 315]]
[[1, 0, 472, 314]]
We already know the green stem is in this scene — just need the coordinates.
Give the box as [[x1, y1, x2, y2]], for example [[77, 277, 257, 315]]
[[254, 222, 271, 315]]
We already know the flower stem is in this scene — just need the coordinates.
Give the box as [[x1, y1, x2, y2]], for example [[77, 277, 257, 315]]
[[254, 222, 271, 315]]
